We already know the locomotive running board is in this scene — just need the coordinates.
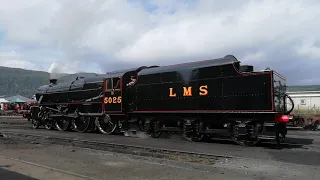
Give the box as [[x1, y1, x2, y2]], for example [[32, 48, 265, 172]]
[[50, 113, 104, 118], [49, 114, 78, 119]]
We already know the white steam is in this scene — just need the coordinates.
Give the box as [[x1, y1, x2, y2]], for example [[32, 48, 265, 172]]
[[48, 62, 67, 80]]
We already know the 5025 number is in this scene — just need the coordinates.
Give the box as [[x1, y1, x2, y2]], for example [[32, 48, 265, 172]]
[[104, 96, 122, 104]]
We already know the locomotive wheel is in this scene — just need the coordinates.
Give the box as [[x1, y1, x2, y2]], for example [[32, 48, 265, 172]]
[[150, 131, 163, 138], [72, 116, 91, 133], [86, 118, 97, 133], [229, 121, 263, 147], [44, 121, 54, 130], [313, 121, 319, 131], [55, 118, 70, 131], [95, 116, 117, 135], [31, 119, 40, 129]]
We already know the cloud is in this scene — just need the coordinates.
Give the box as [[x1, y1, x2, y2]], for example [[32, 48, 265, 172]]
[[241, 52, 265, 63], [0, 50, 39, 70], [0, 0, 320, 85], [296, 40, 320, 60]]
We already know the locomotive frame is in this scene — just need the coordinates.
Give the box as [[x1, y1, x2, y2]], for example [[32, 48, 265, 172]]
[[28, 55, 294, 147]]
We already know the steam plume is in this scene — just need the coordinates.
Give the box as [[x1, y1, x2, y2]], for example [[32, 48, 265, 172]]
[[48, 62, 67, 80]]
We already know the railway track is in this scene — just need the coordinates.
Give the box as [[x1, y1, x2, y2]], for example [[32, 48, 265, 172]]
[[0, 118, 28, 126], [0, 117, 317, 150], [0, 119, 316, 148], [0, 121, 28, 125], [0, 131, 235, 165]]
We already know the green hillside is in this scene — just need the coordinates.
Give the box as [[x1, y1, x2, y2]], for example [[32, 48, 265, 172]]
[[0, 66, 99, 98]]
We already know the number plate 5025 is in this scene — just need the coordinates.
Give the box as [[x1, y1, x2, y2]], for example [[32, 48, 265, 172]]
[[104, 96, 122, 104]]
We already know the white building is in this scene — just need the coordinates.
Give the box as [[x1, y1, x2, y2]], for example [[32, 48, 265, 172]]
[[286, 91, 320, 114], [0, 98, 8, 110]]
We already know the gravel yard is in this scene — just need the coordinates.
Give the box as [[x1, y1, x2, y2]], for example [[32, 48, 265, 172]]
[[0, 133, 319, 180], [1, 120, 320, 180]]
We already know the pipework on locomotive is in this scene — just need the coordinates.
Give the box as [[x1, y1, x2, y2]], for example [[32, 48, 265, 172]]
[[25, 55, 294, 147]]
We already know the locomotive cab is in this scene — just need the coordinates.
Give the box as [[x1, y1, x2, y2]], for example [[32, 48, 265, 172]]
[[104, 76, 122, 112], [103, 66, 158, 113]]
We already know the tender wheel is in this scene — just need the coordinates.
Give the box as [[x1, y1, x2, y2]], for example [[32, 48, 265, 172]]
[[150, 120, 163, 138], [232, 137, 261, 146], [95, 116, 117, 135], [182, 119, 204, 142], [229, 121, 263, 146], [55, 118, 70, 131], [143, 119, 163, 138], [72, 116, 91, 132]]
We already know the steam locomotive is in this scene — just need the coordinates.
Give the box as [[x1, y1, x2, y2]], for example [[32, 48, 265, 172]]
[[28, 55, 294, 146]]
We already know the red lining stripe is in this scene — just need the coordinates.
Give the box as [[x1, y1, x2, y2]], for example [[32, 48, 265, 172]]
[[39, 102, 101, 105], [133, 110, 274, 113], [102, 79, 106, 112]]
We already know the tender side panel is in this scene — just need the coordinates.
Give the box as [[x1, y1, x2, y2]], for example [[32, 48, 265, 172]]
[[134, 68, 273, 112], [272, 71, 287, 113], [212, 73, 273, 111]]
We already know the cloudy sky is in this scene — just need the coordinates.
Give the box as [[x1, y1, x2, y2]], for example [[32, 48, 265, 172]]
[[0, 0, 319, 85]]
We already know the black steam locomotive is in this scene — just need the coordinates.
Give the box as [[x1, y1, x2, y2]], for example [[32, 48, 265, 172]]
[[29, 55, 294, 146]]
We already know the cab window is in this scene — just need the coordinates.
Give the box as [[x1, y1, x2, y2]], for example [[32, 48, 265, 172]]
[[105, 78, 112, 91], [113, 77, 120, 90]]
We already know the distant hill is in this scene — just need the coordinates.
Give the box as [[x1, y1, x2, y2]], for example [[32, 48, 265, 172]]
[[0, 66, 319, 98], [286, 85, 320, 92], [0, 66, 99, 98]]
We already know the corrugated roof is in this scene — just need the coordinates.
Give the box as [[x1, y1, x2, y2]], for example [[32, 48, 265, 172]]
[[0, 98, 8, 103], [8, 98, 27, 103], [4, 95, 33, 102]]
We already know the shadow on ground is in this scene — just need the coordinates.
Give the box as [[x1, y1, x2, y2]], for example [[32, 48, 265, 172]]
[[0, 166, 39, 180], [188, 134, 315, 150]]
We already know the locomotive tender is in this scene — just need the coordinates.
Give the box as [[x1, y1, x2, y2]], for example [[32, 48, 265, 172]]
[[29, 55, 294, 146]]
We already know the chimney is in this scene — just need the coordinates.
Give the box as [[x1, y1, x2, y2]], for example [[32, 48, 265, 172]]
[[49, 79, 57, 85]]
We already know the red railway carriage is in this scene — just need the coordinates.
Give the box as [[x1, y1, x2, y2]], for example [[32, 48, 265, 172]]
[[29, 55, 293, 147]]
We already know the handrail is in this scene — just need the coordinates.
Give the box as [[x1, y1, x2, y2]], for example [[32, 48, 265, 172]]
[[284, 94, 294, 115]]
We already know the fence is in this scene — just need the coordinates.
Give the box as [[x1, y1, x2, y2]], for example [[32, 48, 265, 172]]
[[292, 104, 320, 115]]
